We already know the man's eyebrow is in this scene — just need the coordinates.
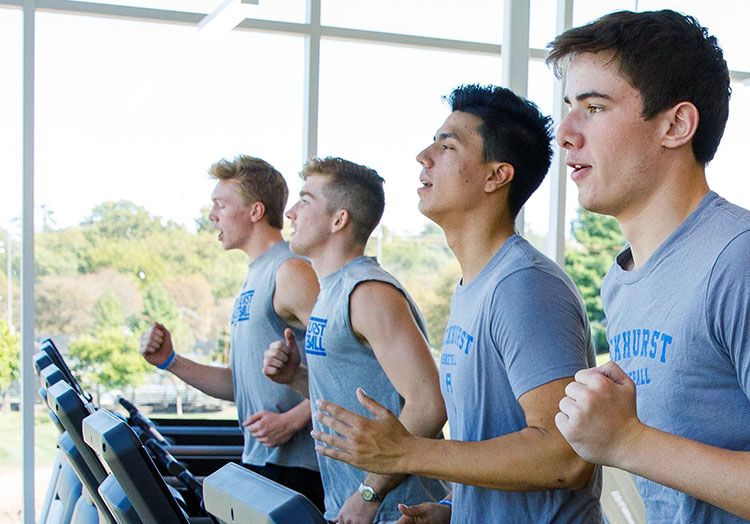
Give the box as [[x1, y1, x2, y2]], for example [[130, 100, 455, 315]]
[[299, 190, 314, 198], [563, 90, 614, 105], [434, 131, 459, 141]]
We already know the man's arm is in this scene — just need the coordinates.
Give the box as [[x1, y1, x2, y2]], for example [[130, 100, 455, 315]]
[[263, 328, 310, 397], [315, 377, 593, 491], [557, 361, 750, 519], [273, 257, 319, 329], [140, 322, 234, 401], [315, 281, 446, 523]]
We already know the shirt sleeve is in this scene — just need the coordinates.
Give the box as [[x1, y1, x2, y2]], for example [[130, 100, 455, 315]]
[[706, 230, 750, 399], [489, 267, 593, 400]]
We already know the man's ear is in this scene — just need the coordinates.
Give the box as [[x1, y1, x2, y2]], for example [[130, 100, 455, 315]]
[[661, 101, 699, 150], [249, 201, 266, 223], [331, 208, 349, 233], [484, 162, 514, 194]]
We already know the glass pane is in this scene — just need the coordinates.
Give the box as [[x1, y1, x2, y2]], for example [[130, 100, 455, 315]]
[[572, 0, 635, 26], [318, 39, 502, 235], [0, 6, 23, 522], [61, 0, 307, 23], [707, 80, 750, 210], [529, 0, 557, 50], [322, 0, 504, 44], [34, 11, 304, 419], [522, 58, 558, 250]]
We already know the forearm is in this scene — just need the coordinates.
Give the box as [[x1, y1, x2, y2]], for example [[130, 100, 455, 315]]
[[285, 398, 313, 431], [363, 398, 447, 497], [167, 354, 235, 401], [288, 364, 310, 398], [399, 427, 592, 492], [615, 425, 750, 519]]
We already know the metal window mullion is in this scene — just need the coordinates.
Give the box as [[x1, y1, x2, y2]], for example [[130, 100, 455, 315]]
[[21, 2, 36, 523], [303, 0, 320, 161], [502, 0, 531, 235], [547, 0, 573, 266]]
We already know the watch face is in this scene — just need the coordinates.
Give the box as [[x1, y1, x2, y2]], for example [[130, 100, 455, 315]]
[[359, 483, 378, 502]]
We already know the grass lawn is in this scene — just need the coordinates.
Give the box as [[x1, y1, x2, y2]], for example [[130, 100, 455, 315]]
[[0, 408, 60, 468]]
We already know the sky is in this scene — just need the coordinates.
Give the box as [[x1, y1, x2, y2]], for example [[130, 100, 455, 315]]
[[0, 0, 748, 243]]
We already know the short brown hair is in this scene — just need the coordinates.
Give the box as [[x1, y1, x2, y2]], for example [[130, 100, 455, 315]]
[[209, 155, 288, 229], [301, 157, 385, 245]]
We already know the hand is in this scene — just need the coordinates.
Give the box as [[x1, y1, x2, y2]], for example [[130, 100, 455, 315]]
[[139, 322, 174, 368], [396, 502, 451, 524], [313, 388, 413, 474], [333, 490, 380, 524], [263, 328, 300, 385], [555, 360, 646, 466], [243, 410, 296, 447]]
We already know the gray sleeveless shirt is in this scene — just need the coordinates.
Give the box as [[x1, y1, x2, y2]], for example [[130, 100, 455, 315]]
[[230, 241, 318, 470], [306, 256, 448, 521]]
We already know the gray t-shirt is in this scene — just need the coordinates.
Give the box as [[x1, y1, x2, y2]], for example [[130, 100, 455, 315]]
[[306, 256, 448, 522], [230, 241, 318, 471], [440, 235, 602, 524], [602, 191, 750, 524]]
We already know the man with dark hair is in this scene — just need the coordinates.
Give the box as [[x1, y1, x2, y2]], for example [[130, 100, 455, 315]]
[[547, 9, 750, 522], [263, 156, 448, 524], [305, 86, 602, 523], [140, 155, 324, 510]]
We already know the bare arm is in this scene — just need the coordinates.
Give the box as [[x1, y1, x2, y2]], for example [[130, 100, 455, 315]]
[[273, 257, 319, 329], [316, 377, 593, 491], [263, 328, 310, 397], [140, 322, 234, 401], [557, 361, 750, 519], [315, 281, 447, 504]]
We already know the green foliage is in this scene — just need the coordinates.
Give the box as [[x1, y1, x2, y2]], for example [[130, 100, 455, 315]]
[[0, 321, 20, 393], [83, 200, 168, 241], [129, 282, 193, 350], [564, 209, 626, 353], [68, 328, 151, 392], [93, 289, 125, 334]]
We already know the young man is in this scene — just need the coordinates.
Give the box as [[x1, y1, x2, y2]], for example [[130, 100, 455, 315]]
[[263, 157, 448, 524], [139, 155, 324, 510], [305, 86, 602, 523], [548, 10, 750, 522]]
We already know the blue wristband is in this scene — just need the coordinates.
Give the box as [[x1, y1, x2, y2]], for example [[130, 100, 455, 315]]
[[157, 351, 176, 370], [438, 499, 452, 507]]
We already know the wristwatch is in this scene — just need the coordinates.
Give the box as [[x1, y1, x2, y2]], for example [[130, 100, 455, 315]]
[[358, 482, 383, 503]]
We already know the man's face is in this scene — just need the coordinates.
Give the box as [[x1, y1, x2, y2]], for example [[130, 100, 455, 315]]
[[557, 52, 666, 220], [416, 110, 494, 225], [285, 174, 335, 257], [208, 179, 254, 252]]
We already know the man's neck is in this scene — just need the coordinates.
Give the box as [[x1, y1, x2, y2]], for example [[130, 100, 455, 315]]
[[440, 208, 516, 286], [242, 227, 284, 263], [618, 165, 709, 270], [309, 240, 366, 280]]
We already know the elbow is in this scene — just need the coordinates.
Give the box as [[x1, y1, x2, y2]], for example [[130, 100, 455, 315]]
[[555, 454, 596, 490]]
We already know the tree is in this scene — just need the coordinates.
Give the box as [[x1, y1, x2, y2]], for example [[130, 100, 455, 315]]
[[129, 282, 193, 350], [68, 328, 150, 404], [0, 320, 20, 412], [93, 289, 126, 334], [565, 208, 626, 353], [82, 200, 166, 241]]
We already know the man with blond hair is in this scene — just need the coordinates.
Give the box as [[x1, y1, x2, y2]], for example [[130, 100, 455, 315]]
[[140, 155, 323, 510]]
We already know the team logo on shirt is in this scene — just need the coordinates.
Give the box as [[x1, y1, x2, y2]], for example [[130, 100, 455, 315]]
[[231, 290, 254, 324], [442, 324, 475, 355], [610, 327, 673, 386], [306, 317, 328, 356]]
